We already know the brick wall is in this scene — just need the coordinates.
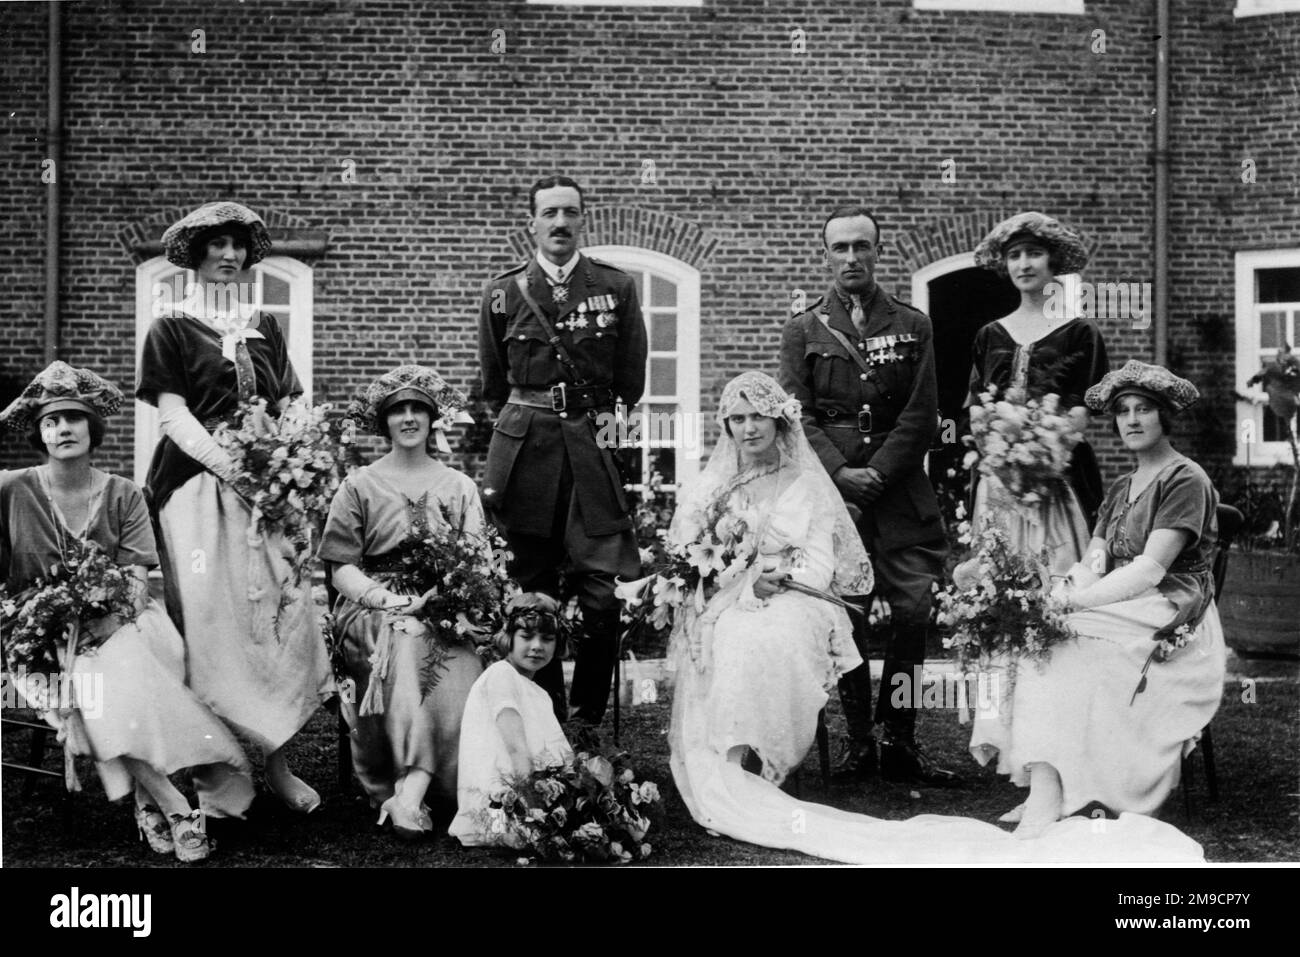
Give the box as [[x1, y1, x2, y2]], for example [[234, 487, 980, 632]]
[[1, 0, 1296, 506]]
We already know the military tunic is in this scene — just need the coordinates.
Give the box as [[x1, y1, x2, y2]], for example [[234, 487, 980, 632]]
[[479, 255, 647, 537], [477, 253, 647, 724]]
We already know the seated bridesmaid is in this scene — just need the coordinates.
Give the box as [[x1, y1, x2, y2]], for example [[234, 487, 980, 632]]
[[0, 362, 254, 862], [319, 365, 484, 838], [449, 593, 574, 848], [998, 361, 1227, 837]]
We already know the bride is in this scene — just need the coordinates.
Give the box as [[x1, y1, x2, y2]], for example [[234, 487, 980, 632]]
[[665, 372, 1206, 864]]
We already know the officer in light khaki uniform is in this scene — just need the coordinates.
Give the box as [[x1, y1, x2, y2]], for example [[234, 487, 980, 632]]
[[477, 175, 647, 732], [779, 204, 958, 786]]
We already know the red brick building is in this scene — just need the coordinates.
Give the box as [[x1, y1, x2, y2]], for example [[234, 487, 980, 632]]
[[2, 0, 1298, 507]]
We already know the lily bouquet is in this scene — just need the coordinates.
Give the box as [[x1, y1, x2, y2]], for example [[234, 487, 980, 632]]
[[0, 539, 143, 709], [486, 751, 663, 864], [964, 385, 1081, 508], [387, 499, 517, 697], [935, 521, 1076, 672], [212, 397, 350, 585]]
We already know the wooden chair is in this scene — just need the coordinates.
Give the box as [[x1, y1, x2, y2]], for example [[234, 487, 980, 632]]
[[1, 713, 60, 798], [1180, 503, 1243, 812]]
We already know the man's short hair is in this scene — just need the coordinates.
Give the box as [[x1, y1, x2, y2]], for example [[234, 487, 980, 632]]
[[529, 175, 586, 215], [822, 205, 882, 248]]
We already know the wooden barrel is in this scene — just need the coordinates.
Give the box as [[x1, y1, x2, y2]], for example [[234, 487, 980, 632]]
[[1218, 552, 1300, 659]]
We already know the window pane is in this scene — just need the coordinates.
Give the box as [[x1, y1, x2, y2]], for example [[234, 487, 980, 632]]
[[650, 313, 677, 351], [649, 446, 676, 487], [650, 358, 676, 396], [262, 272, 291, 307], [650, 274, 677, 309], [1260, 310, 1285, 349], [645, 402, 677, 445], [1259, 268, 1300, 303]]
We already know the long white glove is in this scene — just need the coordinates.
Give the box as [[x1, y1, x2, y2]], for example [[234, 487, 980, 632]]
[[1069, 554, 1165, 610], [158, 404, 237, 481]]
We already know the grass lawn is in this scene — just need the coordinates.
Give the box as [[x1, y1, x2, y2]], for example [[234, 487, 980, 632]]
[[3, 671, 1297, 867]]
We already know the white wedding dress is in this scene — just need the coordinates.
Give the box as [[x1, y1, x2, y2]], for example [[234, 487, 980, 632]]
[[665, 372, 1206, 865]]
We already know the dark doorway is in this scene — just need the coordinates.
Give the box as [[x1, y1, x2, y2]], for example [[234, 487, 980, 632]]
[[924, 266, 1020, 484]]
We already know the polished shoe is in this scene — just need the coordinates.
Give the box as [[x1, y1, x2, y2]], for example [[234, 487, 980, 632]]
[[134, 803, 174, 854], [265, 770, 322, 815], [377, 796, 433, 840], [879, 737, 962, 787], [168, 810, 212, 863], [830, 737, 879, 781]]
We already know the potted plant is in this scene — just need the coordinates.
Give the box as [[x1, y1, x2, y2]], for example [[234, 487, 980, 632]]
[[1217, 346, 1300, 660]]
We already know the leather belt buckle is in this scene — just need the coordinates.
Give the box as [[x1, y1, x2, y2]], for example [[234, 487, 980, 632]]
[[856, 409, 873, 433], [550, 383, 568, 412]]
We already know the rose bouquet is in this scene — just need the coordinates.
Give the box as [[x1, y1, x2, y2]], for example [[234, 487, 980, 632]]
[[0, 538, 143, 710], [212, 397, 351, 586], [387, 499, 517, 696], [964, 385, 1081, 508], [486, 751, 663, 864], [934, 521, 1076, 673]]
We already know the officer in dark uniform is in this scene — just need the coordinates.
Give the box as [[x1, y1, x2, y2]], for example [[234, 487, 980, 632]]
[[477, 175, 647, 732], [778, 204, 958, 786]]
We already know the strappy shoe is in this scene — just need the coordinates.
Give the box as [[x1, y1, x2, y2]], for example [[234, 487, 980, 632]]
[[134, 803, 174, 855], [168, 810, 213, 863], [377, 797, 432, 840]]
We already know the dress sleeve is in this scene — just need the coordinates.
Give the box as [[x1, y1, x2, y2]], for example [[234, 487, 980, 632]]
[[482, 662, 525, 721], [965, 323, 990, 408], [318, 477, 365, 566], [263, 313, 304, 402], [113, 481, 159, 568], [770, 484, 834, 591], [1061, 321, 1109, 409], [1148, 463, 1215, 547], [136, 316, 188, 405]]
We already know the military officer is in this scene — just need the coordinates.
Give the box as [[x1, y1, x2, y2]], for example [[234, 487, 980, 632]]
[[778, 204, 959, 786], [477, 175, 647, 732]]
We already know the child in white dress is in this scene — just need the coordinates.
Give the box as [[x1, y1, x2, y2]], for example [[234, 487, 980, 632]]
[[449, 594, 574, 847]]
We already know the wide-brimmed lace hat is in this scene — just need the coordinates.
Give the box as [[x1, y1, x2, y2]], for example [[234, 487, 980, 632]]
[[162, 201, 273, 269], [1085, 360, 1200, 413], [0, 360, 124, 434], [347, 364, 474, 452], [974, 211, 1089, 276]]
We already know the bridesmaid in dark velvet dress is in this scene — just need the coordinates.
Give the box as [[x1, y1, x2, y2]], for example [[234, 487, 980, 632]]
[[966, 211, 1111, 573]]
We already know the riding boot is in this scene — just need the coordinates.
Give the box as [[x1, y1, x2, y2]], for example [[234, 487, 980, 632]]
[[568, 609, 621, 727]]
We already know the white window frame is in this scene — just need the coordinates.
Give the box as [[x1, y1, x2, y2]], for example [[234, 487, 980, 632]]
[[582, 245, 701, 492], [133, 255, 314, 486], [1234, 249, 1300, 467], [913, 0, 1084, 12], [1234, 1, 1300, 17]]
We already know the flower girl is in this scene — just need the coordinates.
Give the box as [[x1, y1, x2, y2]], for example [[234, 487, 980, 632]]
[[449, 593, 573, 846]]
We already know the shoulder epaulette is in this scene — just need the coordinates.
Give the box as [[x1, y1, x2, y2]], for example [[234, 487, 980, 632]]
[[491, 262, 528, 281], [586, 256, 628, 274], [794, 294, 825, 317]]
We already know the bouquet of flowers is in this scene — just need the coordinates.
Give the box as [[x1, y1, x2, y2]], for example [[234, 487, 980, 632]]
[[615, 482, 767, 634], [212, 397, 351, 585], [964, 385, 1081, 508], [0, 539, 143, 709], [487, 751, 663, 864], [388, 499, 516, 696], [934, 521, 1076, 673]]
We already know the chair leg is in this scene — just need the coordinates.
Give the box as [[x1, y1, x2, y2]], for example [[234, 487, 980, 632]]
[[816, 708, 830, 789], [1201, 725, 1218, 803], [21, 727, 50, 801], [1181, 753, 1193, 817], [336, 702, 352, 794]]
